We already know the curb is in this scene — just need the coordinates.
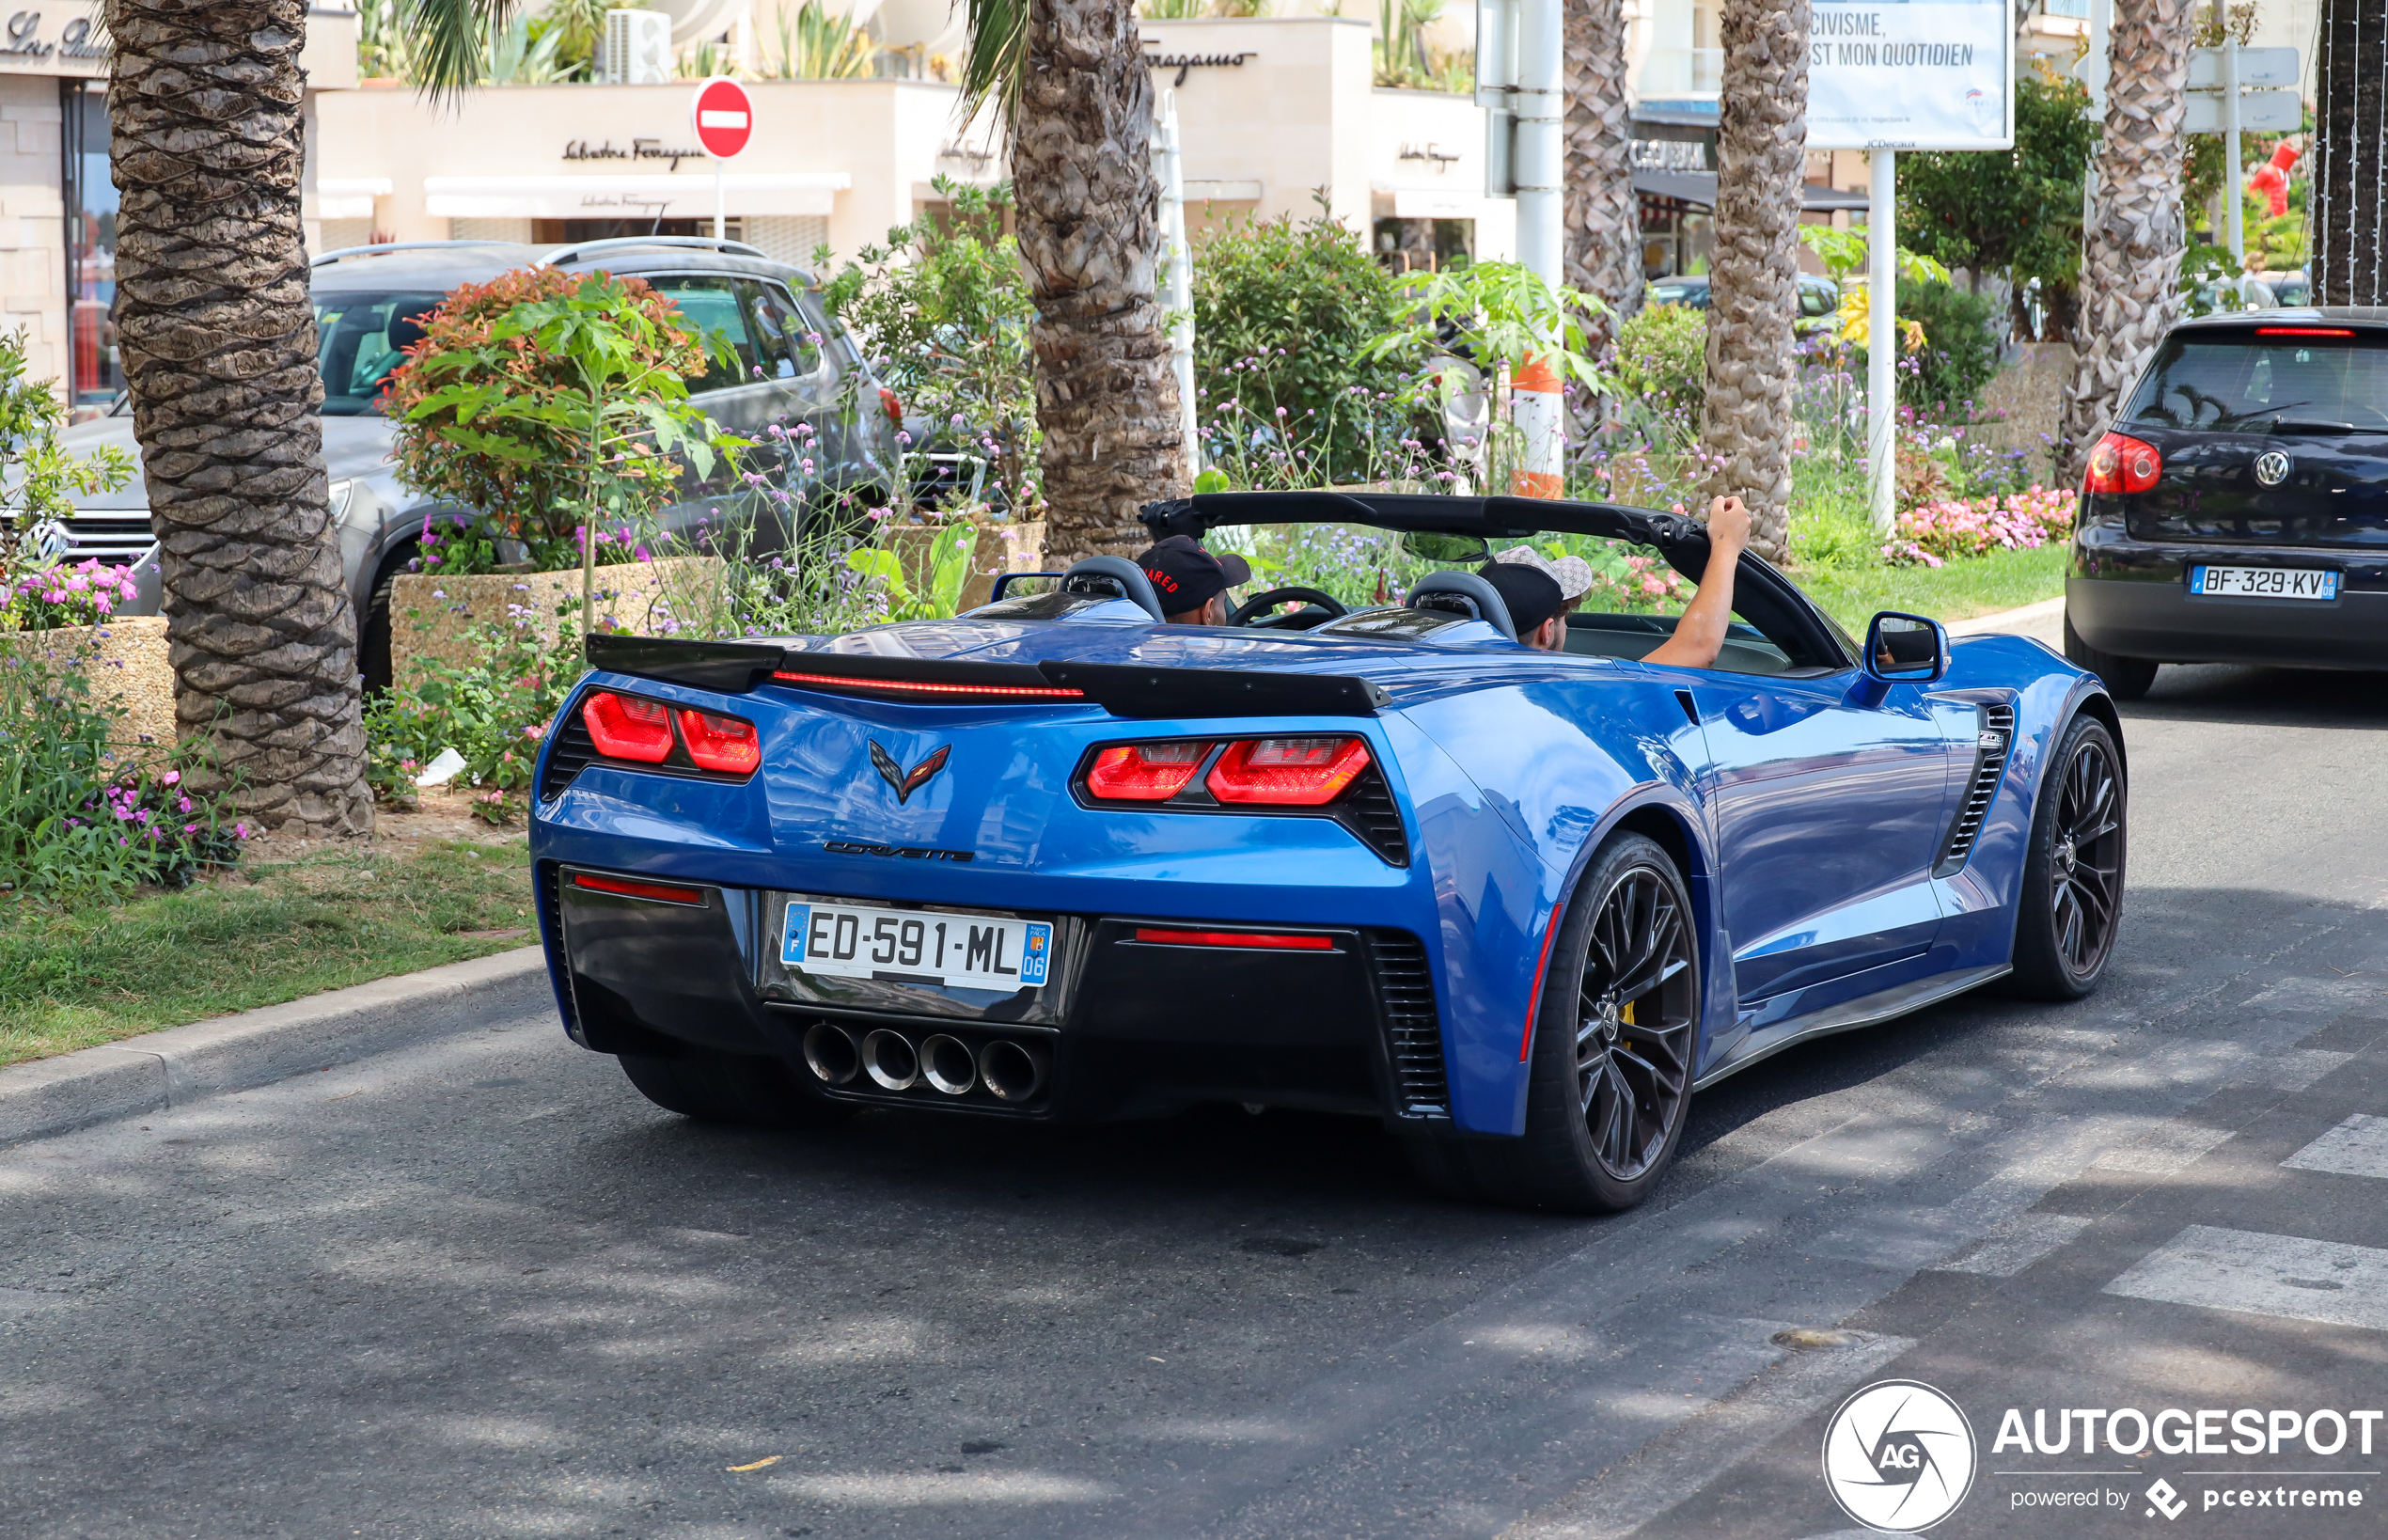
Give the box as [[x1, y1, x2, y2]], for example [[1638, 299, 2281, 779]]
[[1947, 595, 2065, 637], [0, 947, 551, 1150]]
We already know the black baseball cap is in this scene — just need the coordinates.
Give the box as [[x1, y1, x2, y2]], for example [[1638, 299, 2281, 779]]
[[1475, 561, 1566, 636], [1138, 535, 1252, 618]]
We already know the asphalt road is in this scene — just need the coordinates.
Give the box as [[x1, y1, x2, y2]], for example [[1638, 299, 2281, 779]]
[[6, 655, 2387, 1540]]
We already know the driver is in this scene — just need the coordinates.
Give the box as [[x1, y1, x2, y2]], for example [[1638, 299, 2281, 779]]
[[1475, 495, 1752, 669], [1137, 535, 1252, 625]]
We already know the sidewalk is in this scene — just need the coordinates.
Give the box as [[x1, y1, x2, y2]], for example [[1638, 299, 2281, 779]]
[[0, 947, 548, 1149]]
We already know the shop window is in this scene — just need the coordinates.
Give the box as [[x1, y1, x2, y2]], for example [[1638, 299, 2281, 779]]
[[62, 81, 119, 408], [532, 217, 746, 246]]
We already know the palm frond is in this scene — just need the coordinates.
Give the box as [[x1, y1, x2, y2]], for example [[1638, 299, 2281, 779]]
[[959, 0, 1030, 125], [405, 0, 518, 99]]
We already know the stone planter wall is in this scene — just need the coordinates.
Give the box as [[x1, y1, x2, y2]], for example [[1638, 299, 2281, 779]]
[[880, 518, 1047, 613], [390, 557, 724, 692], [1977, 342, 2078, 468], [2, 616, 177, 757]]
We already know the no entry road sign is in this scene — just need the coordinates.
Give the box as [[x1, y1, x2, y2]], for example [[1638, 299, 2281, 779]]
[[692, 77, 753, 160]]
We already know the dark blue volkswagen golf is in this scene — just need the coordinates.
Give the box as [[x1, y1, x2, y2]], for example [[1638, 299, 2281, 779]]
[[2066, 308, 2388, 697]]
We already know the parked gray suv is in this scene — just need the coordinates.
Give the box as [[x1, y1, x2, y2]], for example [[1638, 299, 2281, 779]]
[[55, 236, 900, 687]]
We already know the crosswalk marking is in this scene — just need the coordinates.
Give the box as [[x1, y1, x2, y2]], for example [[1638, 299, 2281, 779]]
[[2101, 1224, 2388, 1333], [2237, 1047, 2354, 1092], [2282, 1112, 2388, 1180], [2096, 1122, 2235, 1174], [1935, 1212, 2094, 1278]]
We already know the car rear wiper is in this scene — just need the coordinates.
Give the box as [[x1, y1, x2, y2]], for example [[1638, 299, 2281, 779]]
[[2270, 417, 2358, 434]]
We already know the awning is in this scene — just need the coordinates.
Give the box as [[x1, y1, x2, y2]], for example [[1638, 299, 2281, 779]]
[[1632, 169, 1871, 212], [1377, 187, 1478, 219], [319, 177, 393, 220], [423, 172, 852, 220]]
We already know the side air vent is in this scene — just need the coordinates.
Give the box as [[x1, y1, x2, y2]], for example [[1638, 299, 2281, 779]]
[[537, 706, 599, 802], [1370, 931, 1450, 1119], [1933, 701, 2017, 877], [1338, 763, 1411, 867], [536, 862, 576, 1032]]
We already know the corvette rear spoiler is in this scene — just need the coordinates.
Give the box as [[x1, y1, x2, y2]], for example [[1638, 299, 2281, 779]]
[[584, 634, 1390, 717]]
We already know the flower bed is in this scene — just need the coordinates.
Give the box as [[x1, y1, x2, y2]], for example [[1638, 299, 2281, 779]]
[[883, 518, 1045, 611], [1881, 487, 2077, 568]]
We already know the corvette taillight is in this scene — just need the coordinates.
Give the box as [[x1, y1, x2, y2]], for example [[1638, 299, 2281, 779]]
[[1205, 736, 1371, 806], [2084, 432, 2161, 495], [582, 691, 673, 762], [1085, 741, 1213, 801], [676, 708, 761, 774]]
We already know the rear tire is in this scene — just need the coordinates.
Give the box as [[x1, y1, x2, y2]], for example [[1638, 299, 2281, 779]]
[[1463, 832, 1700, 1215], [618, 1048, 855, 1128], [2003, 714, 2128, 1001], [2063, 611, 2157, 701], [359, 547, 414, 695]]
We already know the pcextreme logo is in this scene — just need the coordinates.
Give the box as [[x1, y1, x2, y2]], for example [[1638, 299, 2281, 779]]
[[1822, 1380, 1979, 1532]]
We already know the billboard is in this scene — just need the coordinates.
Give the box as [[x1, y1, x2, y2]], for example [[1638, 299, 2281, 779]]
[[1806, 0, 2016, 151]]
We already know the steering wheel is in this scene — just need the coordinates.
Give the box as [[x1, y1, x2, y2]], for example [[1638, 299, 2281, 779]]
[[1232, 586, 1349, 626]]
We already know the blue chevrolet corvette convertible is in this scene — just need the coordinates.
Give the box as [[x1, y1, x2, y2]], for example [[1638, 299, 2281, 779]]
[[528, 492, 2127, 1212]]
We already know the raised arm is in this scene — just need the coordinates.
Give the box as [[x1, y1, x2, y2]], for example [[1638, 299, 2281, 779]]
[[1641, 495, 1751, 670]]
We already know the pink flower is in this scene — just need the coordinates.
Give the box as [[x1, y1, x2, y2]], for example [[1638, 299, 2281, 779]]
[[163, 770, 180, 786]]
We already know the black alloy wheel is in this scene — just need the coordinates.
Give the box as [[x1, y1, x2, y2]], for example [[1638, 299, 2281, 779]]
[[2004, 714, 2128, 1000], [1447, 831, 1700, 1214], [1576, 861, 1699, 1183]]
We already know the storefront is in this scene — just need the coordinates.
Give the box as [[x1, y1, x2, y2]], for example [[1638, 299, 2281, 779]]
[[314, 16, 1517, 275], [12, 4, 354, 411]]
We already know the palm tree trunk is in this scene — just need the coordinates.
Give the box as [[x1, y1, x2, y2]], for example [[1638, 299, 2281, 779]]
[[1563, 0, 1642, 354], [2310, 0, 2388, 305], [1013, 0, 1186, 561], [2056, 0, 2192, 479], [105, 0, 370, 835], [1695, 0, 1808, 564]]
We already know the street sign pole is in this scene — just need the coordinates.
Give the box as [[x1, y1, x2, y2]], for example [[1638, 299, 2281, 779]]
[[1509, 0, 1564, 496], [2223, 27, 2244, 306], [1868, 149, 1897, 537]]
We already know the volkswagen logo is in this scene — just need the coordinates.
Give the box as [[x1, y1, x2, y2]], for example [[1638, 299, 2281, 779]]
[[1821, 1379, 1977, 1532], [2254, 449, 2292, 487]]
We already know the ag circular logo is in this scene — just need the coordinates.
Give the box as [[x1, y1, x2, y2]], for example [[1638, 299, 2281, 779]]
[[2254, 448, 2292, 486], [1821, 1379, 1977, 1532]]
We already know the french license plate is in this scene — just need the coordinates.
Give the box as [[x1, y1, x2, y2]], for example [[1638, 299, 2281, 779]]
[[780, 901, 1053, 992], [2189, 564, 2340, 601]]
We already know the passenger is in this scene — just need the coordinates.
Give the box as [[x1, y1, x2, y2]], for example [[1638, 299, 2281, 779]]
[[1471, 494, 1752, 668], [1137, 534, 1252, 625]]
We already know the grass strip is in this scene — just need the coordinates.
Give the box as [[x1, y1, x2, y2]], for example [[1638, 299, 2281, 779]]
[[1791, 542, 2067, 635], [0, 837, 536, 1068]]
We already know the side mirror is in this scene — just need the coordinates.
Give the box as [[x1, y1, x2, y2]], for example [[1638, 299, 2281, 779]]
[[1863, 612, 1947, 684]]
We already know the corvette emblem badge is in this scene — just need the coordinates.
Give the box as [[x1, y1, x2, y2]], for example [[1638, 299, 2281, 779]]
[[2254, 448, 2291, 486], [870, 741, 951, 805]]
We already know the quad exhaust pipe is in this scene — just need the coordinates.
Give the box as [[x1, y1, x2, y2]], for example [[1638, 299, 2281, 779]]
[[798, 1023, 1046, 1104]]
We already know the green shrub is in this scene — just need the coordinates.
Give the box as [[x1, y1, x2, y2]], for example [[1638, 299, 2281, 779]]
[[1612, 302, 1707, 425], [0, 637, 243, 898], [1193, 206, 1415, 483], [1898, 281, 2002, 410], [817, 178, 1039, 515]]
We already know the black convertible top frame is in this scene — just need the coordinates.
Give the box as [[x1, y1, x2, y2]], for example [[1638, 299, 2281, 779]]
[[1139, 491, 1859, 670]]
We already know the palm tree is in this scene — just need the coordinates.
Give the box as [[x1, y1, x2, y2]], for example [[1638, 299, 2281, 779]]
[[1695, 0, 1809, 564], [1563, 0, 1640, 355], [2309, 0, 2387, 305], [2056, 0, 2191, 478], [964, 0, 1186, 561]]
